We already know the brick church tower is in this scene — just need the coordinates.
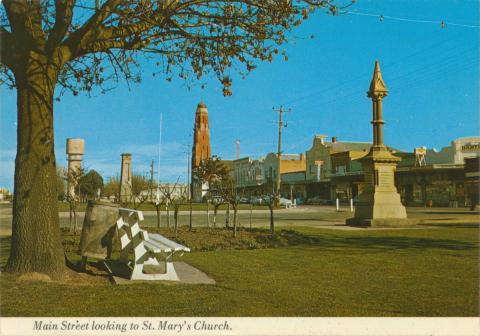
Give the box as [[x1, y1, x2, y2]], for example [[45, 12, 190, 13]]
[[191, 102, 211, 200]]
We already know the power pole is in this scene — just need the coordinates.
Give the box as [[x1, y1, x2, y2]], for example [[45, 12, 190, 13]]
[[186, 149, 191, 200], [273, 106, 291, 198]]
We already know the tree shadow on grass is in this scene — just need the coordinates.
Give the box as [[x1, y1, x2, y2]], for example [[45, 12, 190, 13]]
[[258, 229, 477, 253], [421, 211, 480, 216], [316, 235, 477, 252], [421, 223, 479, 229], [258, 230, 478, 251], [278, 217, 343, 221]]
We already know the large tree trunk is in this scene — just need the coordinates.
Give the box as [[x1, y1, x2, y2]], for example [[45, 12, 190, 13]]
[[5, 57, 65, 279]]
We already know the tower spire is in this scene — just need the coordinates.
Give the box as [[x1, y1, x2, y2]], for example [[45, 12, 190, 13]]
[[368, 60, 388, 98]]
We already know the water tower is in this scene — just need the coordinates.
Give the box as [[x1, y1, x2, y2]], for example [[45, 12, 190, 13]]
[[66, 138, 85, 199]]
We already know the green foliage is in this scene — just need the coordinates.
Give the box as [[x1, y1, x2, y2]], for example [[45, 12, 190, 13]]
[[193, 157, 231, 185], [102, 176, 120, 200], [78, 170, 104, 200], [131, 173, 150, 199]]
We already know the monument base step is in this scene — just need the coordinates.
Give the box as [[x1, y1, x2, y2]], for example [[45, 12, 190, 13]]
[[346, 217, 420, 227]]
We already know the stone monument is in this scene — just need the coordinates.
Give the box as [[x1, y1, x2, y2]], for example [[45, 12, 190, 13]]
[[120, 153, 133, 203], [66, 138, 85, 199], [346, 61, 410, 227]]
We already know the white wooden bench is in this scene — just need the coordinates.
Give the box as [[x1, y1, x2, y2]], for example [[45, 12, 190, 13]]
[[116, 208, 190, 281]]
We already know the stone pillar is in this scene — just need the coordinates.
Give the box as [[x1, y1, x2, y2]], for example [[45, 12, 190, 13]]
[[66, 138, 85, 199], [346, 61, 411, 227], [120, 153, 132, 203]]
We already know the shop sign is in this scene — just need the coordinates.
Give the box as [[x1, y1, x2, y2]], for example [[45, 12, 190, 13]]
[[461, 143, 480, 151]]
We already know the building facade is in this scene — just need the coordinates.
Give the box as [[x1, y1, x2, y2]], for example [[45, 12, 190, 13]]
[[229, 153, 306, 199], [396, 137, 480, 207], [263, 152, 306, 191], [325, 137, 479, 207], [305, 135, 371, 200], [232, 156, 265, 190], [329, 150, 369, 201], [425, 137, 480, 165]]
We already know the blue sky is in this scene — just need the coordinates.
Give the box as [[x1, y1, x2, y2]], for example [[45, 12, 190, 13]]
[[1, 0, 479, 190]]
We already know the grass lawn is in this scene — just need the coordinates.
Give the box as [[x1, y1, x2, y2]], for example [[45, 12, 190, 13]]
[[0, 223, 478, 316]]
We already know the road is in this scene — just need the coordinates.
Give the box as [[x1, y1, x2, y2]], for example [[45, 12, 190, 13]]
[[1, 203, 478, 236]]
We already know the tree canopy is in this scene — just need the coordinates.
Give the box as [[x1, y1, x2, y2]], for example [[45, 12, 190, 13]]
[[102, 175, 120, 199], [1, 0, 351, 278], [193, 156, 231, 185], [1, 0, 352, 96], [78, 169, 104, 199]]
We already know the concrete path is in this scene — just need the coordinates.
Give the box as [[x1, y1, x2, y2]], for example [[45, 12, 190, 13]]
[[108, 261, 215, 285]]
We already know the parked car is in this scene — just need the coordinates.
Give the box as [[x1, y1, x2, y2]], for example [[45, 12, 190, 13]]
[[239, 197, 250, 204], [250, 196, 264, 205]]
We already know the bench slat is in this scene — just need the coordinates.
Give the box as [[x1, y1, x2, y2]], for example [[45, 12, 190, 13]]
[[148, 233, 191, 252], [143, 240, 172, 253]]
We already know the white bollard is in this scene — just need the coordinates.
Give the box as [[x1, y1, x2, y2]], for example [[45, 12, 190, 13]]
[[350, 198, 354, 212], [336, 198, 340, 212]]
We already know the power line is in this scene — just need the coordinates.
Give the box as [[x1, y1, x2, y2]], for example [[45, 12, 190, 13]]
[[295, 46, 477, 113], [345, 10, 480, 29], [286, 31, 470, 108]]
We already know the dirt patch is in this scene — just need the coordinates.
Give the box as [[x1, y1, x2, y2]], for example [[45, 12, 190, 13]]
[[61, 227, 320, 254], [14, 267, 109, 286], [145, 227, 320, 251], [18, 272, 51, 282], [61, 267, 110, 286]]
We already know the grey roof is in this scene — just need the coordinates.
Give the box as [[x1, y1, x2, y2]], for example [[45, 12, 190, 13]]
[[325, 141, 372, 152]]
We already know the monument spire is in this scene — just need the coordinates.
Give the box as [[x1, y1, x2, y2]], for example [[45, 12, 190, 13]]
[[368, 60, 388, 147], [346, 60, 409, 227]]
